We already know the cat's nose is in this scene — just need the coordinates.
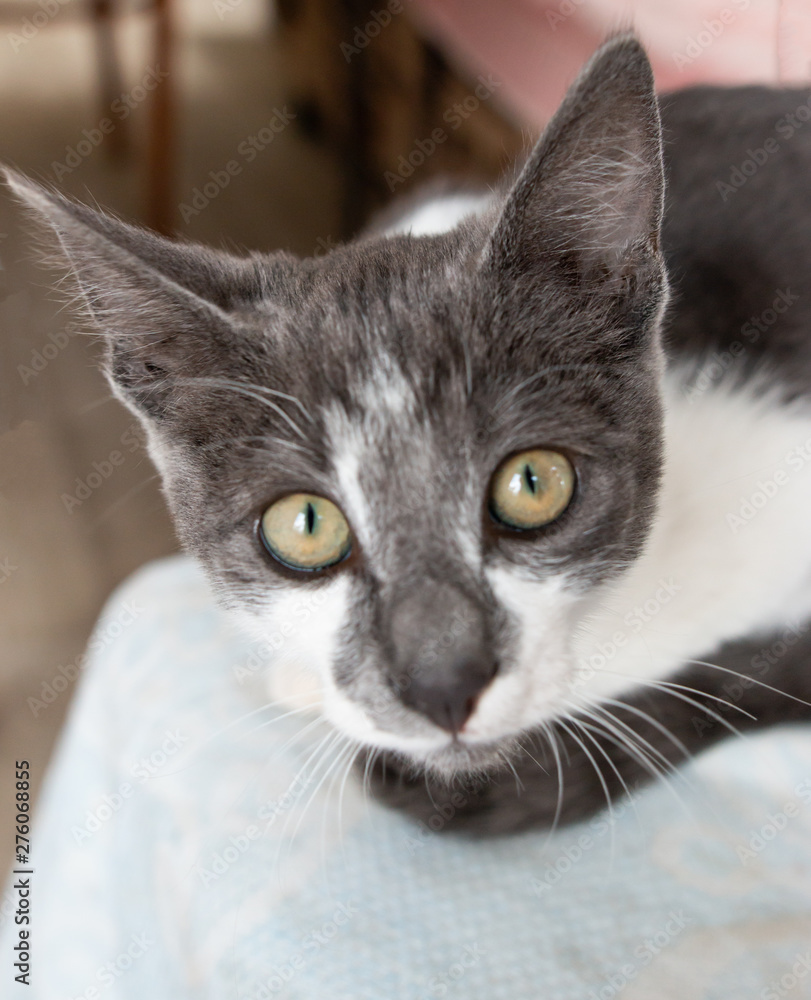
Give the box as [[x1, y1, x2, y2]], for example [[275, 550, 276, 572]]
[[387, 579, 498, 735], [400, 655, 498, 734]]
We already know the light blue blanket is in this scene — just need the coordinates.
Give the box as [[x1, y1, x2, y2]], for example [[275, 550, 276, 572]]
[[3, 555, 811, 999]]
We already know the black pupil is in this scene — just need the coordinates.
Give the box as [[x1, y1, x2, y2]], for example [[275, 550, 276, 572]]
[[523, 464, 538, 495], [305, 502, 316, 534]]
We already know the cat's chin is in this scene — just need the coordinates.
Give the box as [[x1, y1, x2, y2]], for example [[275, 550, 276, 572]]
[[380, 733, 522, 781]]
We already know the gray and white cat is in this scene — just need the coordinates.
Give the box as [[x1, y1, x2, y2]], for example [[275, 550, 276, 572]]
[[7, 35, 811, 834]]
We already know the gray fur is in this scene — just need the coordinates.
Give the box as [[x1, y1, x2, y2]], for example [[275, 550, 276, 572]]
[[6, 34, 811, 833]]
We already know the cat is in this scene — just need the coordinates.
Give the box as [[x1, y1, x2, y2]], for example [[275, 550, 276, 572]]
[[6, 34, 811, 836]]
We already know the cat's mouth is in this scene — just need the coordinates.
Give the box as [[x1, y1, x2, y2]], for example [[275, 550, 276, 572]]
[[375, 728, 526, 781], [320, 689, 516, 774], [425, 735, 522, 776], [319, 647, 575, 778]]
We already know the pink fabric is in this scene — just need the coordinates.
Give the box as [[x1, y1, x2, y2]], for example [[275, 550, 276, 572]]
[[409, 0, 811, 129]]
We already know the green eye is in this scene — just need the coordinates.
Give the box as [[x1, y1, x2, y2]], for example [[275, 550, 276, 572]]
[[260, 493, 351, 570], [489, 449, 574, 530]]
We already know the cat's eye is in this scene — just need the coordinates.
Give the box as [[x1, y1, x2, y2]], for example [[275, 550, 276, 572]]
[[260, 493, 351, 571], [489, 449, 575, 530]]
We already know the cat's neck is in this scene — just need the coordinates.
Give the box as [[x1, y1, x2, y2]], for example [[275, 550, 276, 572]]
[[574, 373, 811, 701]]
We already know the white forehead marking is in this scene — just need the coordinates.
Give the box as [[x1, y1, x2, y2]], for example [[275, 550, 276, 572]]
[[326, 410, 376, 552], [326, 390, 483, 574], [355, 356, 416, 418], [324, 359, 421, 555]]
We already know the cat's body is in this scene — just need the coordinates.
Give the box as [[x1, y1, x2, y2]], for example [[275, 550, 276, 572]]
[[369, 82, 811, 830], [381, 82, 811, 709], [7, 37, 811, 834]]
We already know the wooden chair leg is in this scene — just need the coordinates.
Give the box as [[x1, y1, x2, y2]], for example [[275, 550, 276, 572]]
[[146, 0, 174, 234], [90, 0, 128, 160]]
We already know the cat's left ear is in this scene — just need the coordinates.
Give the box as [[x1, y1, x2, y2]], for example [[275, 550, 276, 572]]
[[484, 34, 665, 309], [2, 168, 287, 418]]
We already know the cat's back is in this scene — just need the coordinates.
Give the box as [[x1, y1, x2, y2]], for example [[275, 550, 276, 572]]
[[659, 84, 811, 394]]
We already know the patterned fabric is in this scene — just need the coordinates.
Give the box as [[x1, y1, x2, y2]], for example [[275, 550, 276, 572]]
[[3, 555, 810, 999]]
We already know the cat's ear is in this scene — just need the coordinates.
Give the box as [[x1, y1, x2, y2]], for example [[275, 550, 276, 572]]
[[2, 168, 277, 418], [485, 35, 665, 305]]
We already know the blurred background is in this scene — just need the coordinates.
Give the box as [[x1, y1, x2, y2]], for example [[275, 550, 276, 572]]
[[0, 0, 806, 880]]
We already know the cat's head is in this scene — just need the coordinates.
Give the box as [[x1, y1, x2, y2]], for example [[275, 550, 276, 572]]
[[5, 35, 667, 776]]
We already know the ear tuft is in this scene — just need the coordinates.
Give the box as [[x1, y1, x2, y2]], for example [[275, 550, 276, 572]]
[[2, 166, 260, 420]]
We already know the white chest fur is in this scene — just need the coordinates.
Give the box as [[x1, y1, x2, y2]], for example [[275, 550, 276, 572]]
[[574, 377, 811, 701]]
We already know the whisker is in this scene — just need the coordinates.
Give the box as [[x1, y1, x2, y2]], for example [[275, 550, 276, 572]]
[[361, 746, 379, 816], [499, 750, 525, 794], [585, 699, 688, 779], [331, 741, 363, 874], [175, 376, 309, 441], [273, 729, 345, 879], [595, 669, 758, 721], [575, 691, 694, 762], [242, 702, 325, 740], [183, 375, 312, 422], [579, 705, 701, 824], [285, 733, 354, 879], [538, 720, 566, 839], [567, 714, 642, 832], [258, 713, 332, 772], [613, 684, 747, 742], [684, 658, 811, 710], [556, 715, 616, 829]]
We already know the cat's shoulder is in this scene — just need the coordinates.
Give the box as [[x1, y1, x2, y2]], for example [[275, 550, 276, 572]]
[[658, 84, 811, 398]]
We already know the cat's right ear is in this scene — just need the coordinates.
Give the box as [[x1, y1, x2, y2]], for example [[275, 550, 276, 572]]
[[3, 169, 288, 419], [484, 34, 666, 316]]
